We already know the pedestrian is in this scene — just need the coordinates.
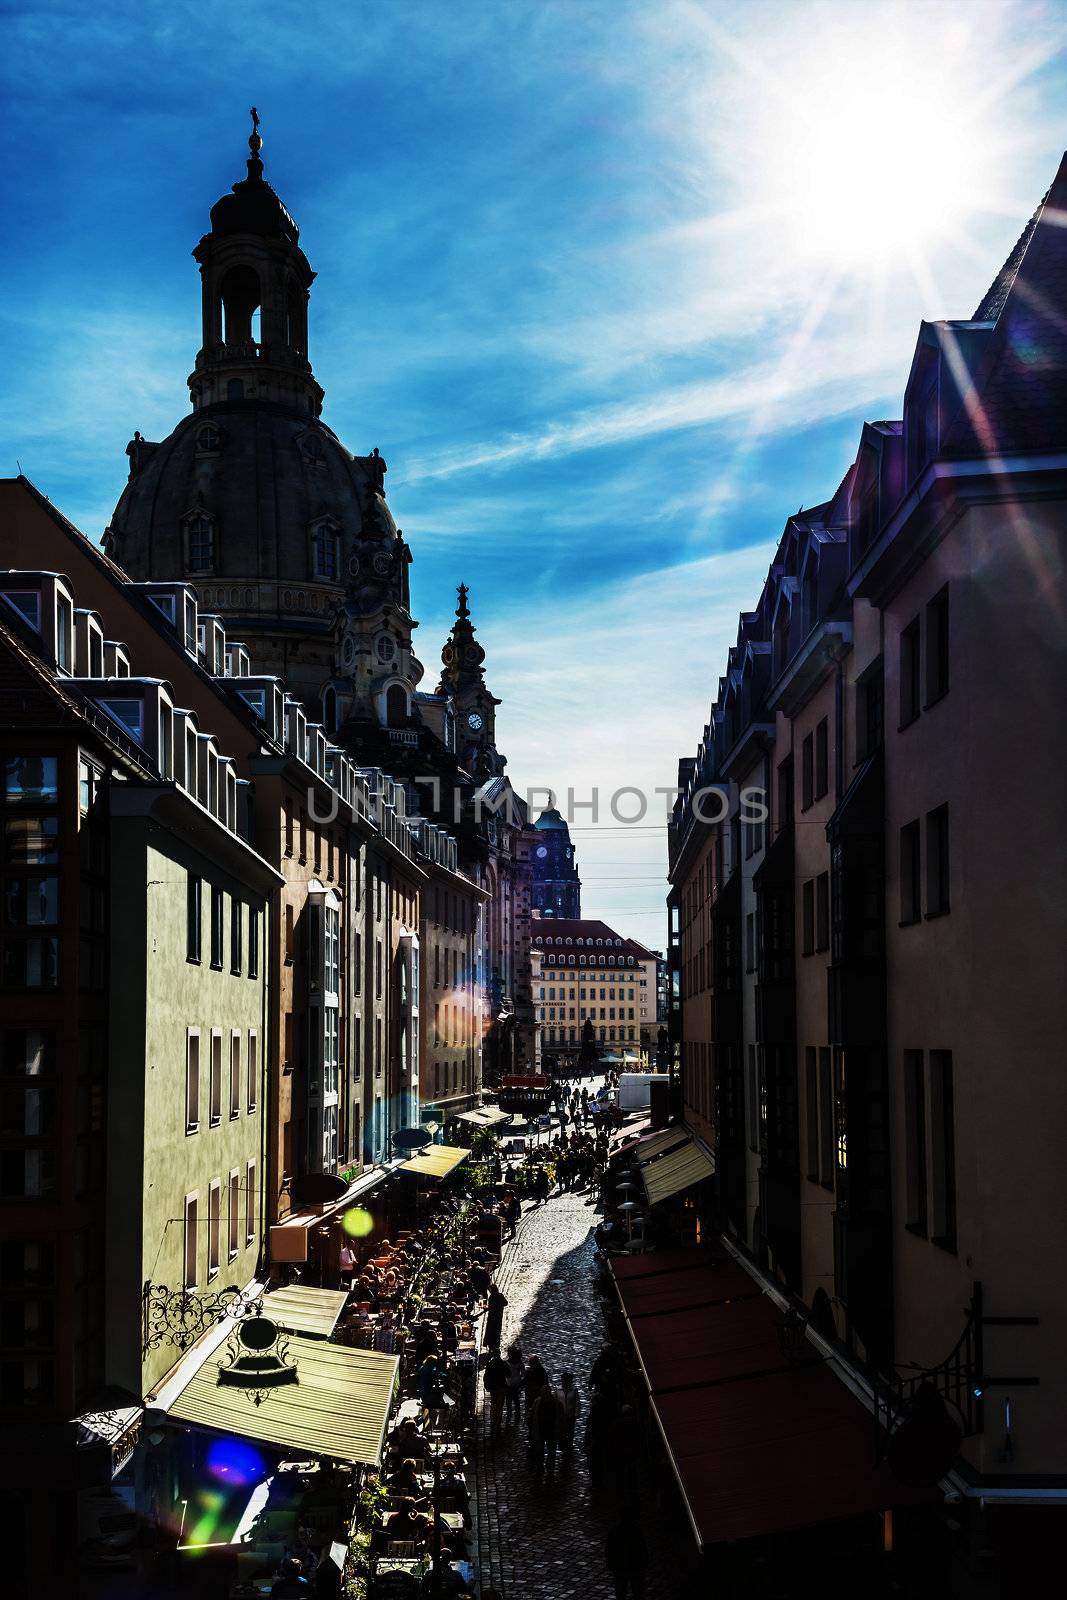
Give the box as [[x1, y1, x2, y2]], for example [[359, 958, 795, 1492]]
[[590, 1342, 622, 1399], [529, 1377, 564, 1480], [522, 1353, 547, 1417], [559, 1370, 581, 1454], [484, 1283, 507, 1353], [415, 1352, 450, 1425], [604, 1516, 648, 1599], [504, 1343, 524, 1425], [483, 1350, 509, 1439]]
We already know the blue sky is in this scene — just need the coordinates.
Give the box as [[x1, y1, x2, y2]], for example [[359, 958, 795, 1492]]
[[2, 0, 1065, 940]]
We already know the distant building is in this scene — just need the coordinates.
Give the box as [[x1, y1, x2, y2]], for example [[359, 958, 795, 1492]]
[[530, 915, 658, 1068], [530, 807, 581, 918]]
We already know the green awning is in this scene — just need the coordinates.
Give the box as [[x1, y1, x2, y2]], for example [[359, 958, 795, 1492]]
[[165, 1334, 398, 1467], [259, 1285, 349, 1339]]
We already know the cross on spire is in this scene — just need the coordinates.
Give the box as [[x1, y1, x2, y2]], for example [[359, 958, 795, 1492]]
[[456, 582, 470, 619]]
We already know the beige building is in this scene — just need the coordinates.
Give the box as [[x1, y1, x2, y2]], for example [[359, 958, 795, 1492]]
[[667, 158, 1067, 1569], [530, 916, 650, 1067]]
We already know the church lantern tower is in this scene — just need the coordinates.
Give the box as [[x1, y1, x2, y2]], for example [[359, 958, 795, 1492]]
[[438, 585, 503, 778], [104, 112, 391, 710]]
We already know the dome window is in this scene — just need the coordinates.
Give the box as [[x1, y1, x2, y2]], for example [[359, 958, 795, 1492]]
[[196, 422, 222, 454], [311, 521, 340, 581], [184, 511, 215, 575]]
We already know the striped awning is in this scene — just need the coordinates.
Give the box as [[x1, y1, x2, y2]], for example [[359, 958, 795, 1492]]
[[636, 1127, 691, 1166], [454, 1106, 511, 1128], [642, 1136, 715, 1205], [164, 1334, 399, 1467], [259, 1285, 349, 1339], [398, 1142, 470, 1179]]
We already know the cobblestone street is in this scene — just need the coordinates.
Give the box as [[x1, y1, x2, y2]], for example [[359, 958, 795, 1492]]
[[473, 1187, 703, 1600]]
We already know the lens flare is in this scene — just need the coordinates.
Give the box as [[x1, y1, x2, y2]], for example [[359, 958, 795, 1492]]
[[342, 1206, 374, 1238], [205, 1436, 266, 1486]]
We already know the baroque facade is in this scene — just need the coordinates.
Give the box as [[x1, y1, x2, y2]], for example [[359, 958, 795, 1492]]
[[666, 156, 1067, 1556]]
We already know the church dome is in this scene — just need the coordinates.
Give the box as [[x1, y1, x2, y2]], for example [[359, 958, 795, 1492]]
[[102, 116, 407, 707]]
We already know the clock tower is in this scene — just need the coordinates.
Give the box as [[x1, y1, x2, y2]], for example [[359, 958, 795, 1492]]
[[438, 584, 503, 778]]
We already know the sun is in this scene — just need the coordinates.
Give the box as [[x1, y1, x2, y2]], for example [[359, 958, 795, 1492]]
[[715, 2, 1018, 276]]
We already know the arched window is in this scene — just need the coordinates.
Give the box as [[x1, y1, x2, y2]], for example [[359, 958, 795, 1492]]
[[220, 265, 261, 345], [185, 513, 214, 574], [227, 378, 244, 401], [386, 684, 408, 727], [311, 522, 340, 581], [286, 279, 307, 354]]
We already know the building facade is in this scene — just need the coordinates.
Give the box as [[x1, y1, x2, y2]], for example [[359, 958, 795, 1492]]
[[667, 159, 1067, 1557], [530, 915, 656, 1070]]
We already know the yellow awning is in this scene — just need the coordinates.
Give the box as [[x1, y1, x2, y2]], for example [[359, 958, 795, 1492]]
[[399, 1143, 470, 1179], [259, 1285, 349, 1339], [165, 1334, 399, 1467], [642, 1136, 715, 1205]]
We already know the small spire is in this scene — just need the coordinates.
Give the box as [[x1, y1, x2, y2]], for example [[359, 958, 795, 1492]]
[[456, 582, 470, 619], [247, 106, 264, 178]]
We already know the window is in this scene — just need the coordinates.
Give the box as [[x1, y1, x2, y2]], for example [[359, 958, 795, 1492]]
[[5, 756, 58, 804], [930, 1051, 956, 1249], [229, 1033, 241, 1118], [247, 1031, 258, 1112], [210, 887, 224, 968], [183, 1194, 199, 1289], [312, 522, 340, 580], [855, 661, 884, 761], [776, 756, 794, 830], [815, 873, 829, 952], [814, 717, 829, 800], [899, 821, 921, 925], [925, 587, 949, 705], [248, 907, 259, 978], [246, 1161, 256, 1243], [185, 1030, 200, 1132], [805, 1048, 819, 1179], [187, 514, 214, 574], [801, 734, 813, 811], [228, 1170, 240, 1259], [802, 879, 815, 956], [745, 912, 756, 973], [900, 618, 921, 727], [230, 901, 243, 974], [817, 1049, 833, 1185], [903, 1050, 927, 1233], [209, 1031, 222, 1124], [207, 1181, 221, 1278], [926, 805, 950, 917]]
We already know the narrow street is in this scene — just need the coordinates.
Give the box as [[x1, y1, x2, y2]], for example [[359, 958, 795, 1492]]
[[472, 1175, 702, 1599]]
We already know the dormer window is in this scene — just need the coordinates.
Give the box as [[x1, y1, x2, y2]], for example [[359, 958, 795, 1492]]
[[55, 594, 72, 674], [311, 521, 340, 580], [100, 698, 144, 742], [186, 513, 214, 575], [2, 591, 41, 630]]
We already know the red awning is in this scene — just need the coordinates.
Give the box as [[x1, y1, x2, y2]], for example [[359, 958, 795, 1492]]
[[612, 1249, 930, 1548]]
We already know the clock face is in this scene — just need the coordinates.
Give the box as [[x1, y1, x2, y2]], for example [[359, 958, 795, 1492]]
[[467, 711, 483, 731], [536, 845, 548, 858]]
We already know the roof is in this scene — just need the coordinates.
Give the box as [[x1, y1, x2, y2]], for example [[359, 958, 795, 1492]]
[[164, 1333, 399, 1468], [611, 1250, 930, 1547], [529, 917, 658, 960], [534, 807, 570, 832]]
